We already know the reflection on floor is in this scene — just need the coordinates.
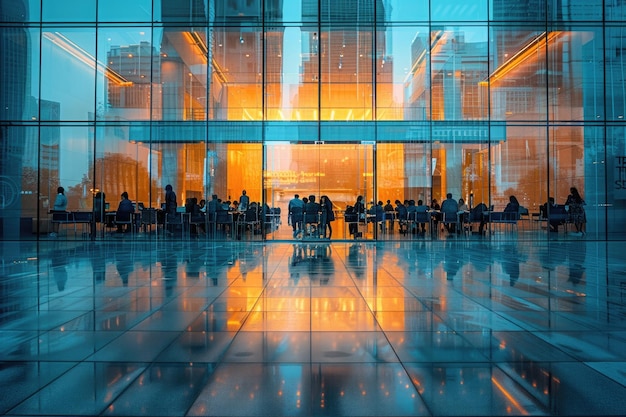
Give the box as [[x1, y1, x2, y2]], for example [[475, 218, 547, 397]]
[[1, 239, 625, 416]]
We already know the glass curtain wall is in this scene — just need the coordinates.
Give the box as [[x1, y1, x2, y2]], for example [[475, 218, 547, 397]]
[[0, 0, 623, 240]]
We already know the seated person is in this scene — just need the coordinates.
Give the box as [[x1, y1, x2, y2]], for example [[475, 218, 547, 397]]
[[440, 193, 458, 233], [304, 195, 321, 228], [116, 191, 134, 233], [472, 202, 489, 234], [415, 199, 429, 233], [394, 199, 408, 234], [540, 197, 563, 232]]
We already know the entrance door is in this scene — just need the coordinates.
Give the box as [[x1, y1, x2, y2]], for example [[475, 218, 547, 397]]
[[264, 142, 374, 240]]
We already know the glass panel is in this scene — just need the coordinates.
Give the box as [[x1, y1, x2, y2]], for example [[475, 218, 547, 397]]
[[606, 0, 626, 20], [607, 126, 625, 239], [213, 0, 262, 24], [490, 0, 545, 22], [547, 124, 585, 231], [548, 123, 602, 237], [548, 0, 602, 21], [160, 0, 208, 24], [42, 0, 95, 22], [264, 143, 374, 240], [490, 123, 547, 221], [548, 26, 604, 122], [41, 29, 96, 121], [488, 26, 547, 122], [38, 124, 94, 235], [321, 25, 373, 121], [266, 0, 315, 23], [0, 125, 38, 239], [0, 0, 40, 23], [378, 25, 429, 121], [151, 27, 209, 121], [265, 25, 319, 121], [98, 0, 152, 22], [93, 124, 153, 225], [384, 0, 429, 22], [605, 25, 626, 121], [431, 0, 487, 21], [210, 27, 262, 121], [97, 28, 154, 122], [320, 0, 376, 23], [430, 25, 488, 121], [0, 26, 40, 121]]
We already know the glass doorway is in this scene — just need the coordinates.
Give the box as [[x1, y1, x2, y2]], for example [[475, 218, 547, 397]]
[[264, 142, 374, 240]]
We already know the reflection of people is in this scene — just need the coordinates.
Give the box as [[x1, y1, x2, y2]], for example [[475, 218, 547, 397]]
[[566, 187, 586, 236], [320, 195, 335, 239], [567, 240, 586, 284], [49, 186, 68, 237], [116, 191, 134, 233], [51, 249, 68, 291]]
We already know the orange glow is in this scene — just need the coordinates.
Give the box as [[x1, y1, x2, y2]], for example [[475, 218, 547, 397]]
[[491, 376, 527, 415]]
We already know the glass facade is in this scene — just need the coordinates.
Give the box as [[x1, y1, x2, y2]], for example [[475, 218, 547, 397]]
[[1, 0, 624, 240]]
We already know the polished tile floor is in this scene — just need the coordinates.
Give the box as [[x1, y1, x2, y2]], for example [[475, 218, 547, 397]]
[[1, 238, 626, 416]]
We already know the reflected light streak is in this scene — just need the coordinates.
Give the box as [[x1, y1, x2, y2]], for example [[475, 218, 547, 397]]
[[481, 31, 562, 86], [43, 32, 132, 86], [491, 376, 528, 415]]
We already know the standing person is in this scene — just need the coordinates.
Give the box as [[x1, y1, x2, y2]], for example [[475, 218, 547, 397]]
[[288, 194, 304, 238], [116, 191, 134, 233], [384, 199, 395, 232], [349, 195, 365, 238], [566, 187, 586, 236], [320, 195, 335, 239], [239, 190, 250, 212], [164, 184, 177, 233], [49, 186, 68, 237]]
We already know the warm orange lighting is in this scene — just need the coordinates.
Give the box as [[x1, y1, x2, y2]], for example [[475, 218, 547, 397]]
[[491, 376, 527, 414]]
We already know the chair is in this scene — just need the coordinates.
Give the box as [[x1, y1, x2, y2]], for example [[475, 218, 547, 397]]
[[140, 208, 159, 236], [50, 211, 74, 237], [303, 211, 320, 239], [73, 211, 93, 238], [215, 210, 233, 238], [490, 211, 519, 234], [165, 212, 188, 238], [237, 208, 259, 240], [440, 211, 459, 234], [114, 211, 135, 235], [415, 211, 431, 235]]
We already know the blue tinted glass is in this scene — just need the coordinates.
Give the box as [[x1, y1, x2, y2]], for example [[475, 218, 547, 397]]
[[385, 0, 429, 22], [431, 0, 487, 21], [98, 0, 152, 22], [42, 0, 95, 22]]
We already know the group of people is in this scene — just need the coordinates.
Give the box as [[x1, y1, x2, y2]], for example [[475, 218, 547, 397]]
[[541, 187, 587, 235], [288, 194, 335, 239]]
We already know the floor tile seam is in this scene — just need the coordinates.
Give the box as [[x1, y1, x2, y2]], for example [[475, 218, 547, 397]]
[[3, 359, 89, 416]]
